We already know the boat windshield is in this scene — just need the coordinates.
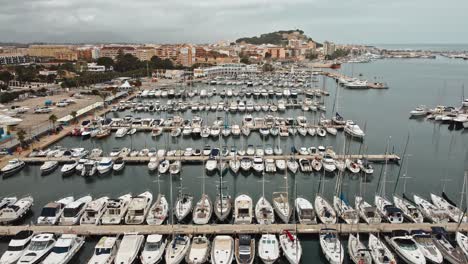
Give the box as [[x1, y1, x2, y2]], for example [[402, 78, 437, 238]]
[[29, 240, 52, 251], [395, 238, 417, 250], [7, 245, 26, 251], [95, 247, 111, 255], [40, 207, 58, 217], [51, 246, 69, 254], [144, 242, 160, 251], [63, 205, 84, 217]]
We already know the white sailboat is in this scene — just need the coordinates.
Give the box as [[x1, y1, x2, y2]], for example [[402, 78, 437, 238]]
[[315, 171, 337, 224], [368, 233, 396, 264], [255, 172, 275, 224], [319, 228, 344, 264], [348, 234, 372, 264], [193, 164, 212, 225], [333, 169, 359, 224], [280, 231, 302, 264], [165, 235, 190, 264]]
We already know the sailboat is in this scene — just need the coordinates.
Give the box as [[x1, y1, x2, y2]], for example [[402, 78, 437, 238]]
[[315, 169, 337, 224], [165, 235, 190, 264], [280, 230, 302, 264], [431, 193, 467, 223], [319, 228, 344, 264], [431, 227, 466, 264], [333, 168, 359, 224], [146, 174, 169, 225], [193, 163, 212, 225], [174, 177, 193, 222], [348, 234, 372, 264], [255, 172, 275, 224], [368, 233, 396, 264], [214, 173, 232, 222]]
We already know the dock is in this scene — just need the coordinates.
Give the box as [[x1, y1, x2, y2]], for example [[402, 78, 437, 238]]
[[21, 154, 400, 164], [0, 222, 465, 236]]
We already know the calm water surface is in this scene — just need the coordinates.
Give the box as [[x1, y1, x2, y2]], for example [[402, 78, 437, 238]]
[[0, 57, 467, 263]]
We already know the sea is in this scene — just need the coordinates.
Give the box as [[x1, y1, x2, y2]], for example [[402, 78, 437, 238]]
[[0, 56, 467, 263]]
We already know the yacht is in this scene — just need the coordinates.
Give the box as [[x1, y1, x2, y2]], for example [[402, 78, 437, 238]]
[[205, 157, 217, 172], [319, 229, 344, 264], [42, 234, 84, 264], [430, 193, 466, 223], [252, 156, 264, 173], [240, 157, 252, 172], [411, 230, 444, 264], [17, 233, 56, 264], [344, 121, 365, 138], [59, 195, 92, 225], [169, 161, 181, 174], [0, 230, 34, 264], [174, 193, 193, 222], [314, 195, 337, 224], [125, 192, 153, 224], [101, 194, 132, 225], [60, 160, 78, 175], [1, 159, 25, 176], [355, 196, 381, 224], [234, 194, 253, 224], [414, 195, 450, 223], [37, 196, 74, 225], [140, 234, 166, 264], [113, 157, 125, 172], [148, 157, 159, 172], [40, 161, 59, 174], [0, 196, 34, 224], [348, 234, 372, 264], [393, 195, 424, 223], [333, 195, 359, 224], [80, 196, 109, 225], [146, 194, 169, 225], [210, 236, 233, 264], [185, 235, 210, 264], [165, 235, 190, 264], [368, 233, 396, 264], [272, 192, 291, 223], [81, 160, 98, 177], [115, 233, 145, 264], [431, 227, 465, 264], [235, 235, 255, 264], [229, 158, 241, 173], [115, 127, 129, 138], [287, 158, 299, 173], [97, 157, 113, 174], [193, 194, 212, 225], [87, 236, 120, 264], [255, 196, 275, 224], [375, 195, 404, 223], [158, 160, 170, 174], [258, 234, 280, 264], [280, 232, 302, 264], [295, 197, 316, 224], [385, 230, 426, 264], [322, 154, 336, 172], [410, 106, 428, 117]]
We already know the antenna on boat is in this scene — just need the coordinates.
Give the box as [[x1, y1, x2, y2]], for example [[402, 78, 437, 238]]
[[392, 132, 410, 195]]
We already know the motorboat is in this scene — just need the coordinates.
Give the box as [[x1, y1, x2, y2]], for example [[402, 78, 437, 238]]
[[115, 233, 145, 264], [280, 231, 302, 264], [314, 195, 337, 224], [255, 196, 275, 224], [319, 228, 344, 264], [182, 236, 209, 264], [205, 157, 218, 172], [147, 194, 169, 225], [174, 193, 193, 222], [0, 230, 34, 264], [60, 161, 78, 175], [295, 197, 316, 224], [333, 195, 359, 224], [344, 121, 365, 138], [258, 234, 279, 264], [97, 157, 113, 174], [0, 196, 34, 224], [375, 195, 404, 223], [251, 157, 263, 172], [113, 157, 125, 172], [115, 127, 129, 138], [317, 127, 327, 137], [165, 235, 190, 264], [193, 194, 212, 225], [368, 233, 396, 264], [275, 159, 286, 171], [272, 192, 291, 223], [235, 235, 255, 264], [431, 227, 465, 264], [158, 160, 170, 174], [410, 106, 428, 117], [393, 195, 424, 223], [229, 158, 241, 173], [42, 234, 85, 264], [311, 158, 323, 171], [125, 191, 153, 224], [346, 159, 361, 173], [234, 194, 253, 224], [101, 194, 132, 225], [211, 235, 234, 264], [40, 161, 59, 174], [17, 233, 56, 264], [109, 147, 121, 157], [298, 159, 311, 172], [59, 195, 92, 225], [355, 196, 381, 224], [169, 161, 181, 174], [430, 193, 466, 223], [1, 159, 25, 176], [81, 160, 97, 177], [287, 158, 299, 173], [37, 196, 74, 225], [87, 236, 120, 264], [148, 157, 159, 172], [240, 157, 252, 172], [385, 230, 426, 264], [322, 154, 336, 172], [141, 234, 166, 264], [411, 230, 444, 264], [80, 196, 109, 225], [414, 195, 450, 223], [348, 234, 372, 264]]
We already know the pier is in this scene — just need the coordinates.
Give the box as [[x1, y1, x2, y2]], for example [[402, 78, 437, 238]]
[[0, 222, 466, 236], [21, 154, 400, 164]]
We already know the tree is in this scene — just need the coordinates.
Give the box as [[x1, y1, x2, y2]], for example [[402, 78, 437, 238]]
[[262, 63, 274, 72], [0, 71, 13, 85], [16, 129, 27, 147], [70, 111, 77, 124], [114, 53, 142, 72], [97, 57, 114, 70], [48, 114, 58, 132], [264, 52, 272, 59], [240, 56, 250, 64], [305, 51, 318, 60]]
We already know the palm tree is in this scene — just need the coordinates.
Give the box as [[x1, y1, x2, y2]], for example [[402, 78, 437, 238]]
[[16, 129, 27, 147], [70, 111, 77, 124], [49, 114, 58, 132]]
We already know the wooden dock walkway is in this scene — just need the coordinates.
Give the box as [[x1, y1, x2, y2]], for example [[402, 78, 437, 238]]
[[0, 223, 465, 236], [21, 154, 400, 164]]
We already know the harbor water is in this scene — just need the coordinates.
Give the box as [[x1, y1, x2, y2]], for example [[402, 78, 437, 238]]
[[0, 56, 467, 263]]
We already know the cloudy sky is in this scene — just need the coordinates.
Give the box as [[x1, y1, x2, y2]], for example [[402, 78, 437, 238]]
[[1, 0, 467, 44]]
